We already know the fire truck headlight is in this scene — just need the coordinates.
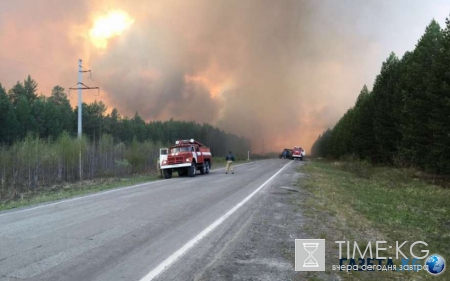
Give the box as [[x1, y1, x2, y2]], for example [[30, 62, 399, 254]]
[[162, 160, 167, 165], [186, 158, 190, 162]]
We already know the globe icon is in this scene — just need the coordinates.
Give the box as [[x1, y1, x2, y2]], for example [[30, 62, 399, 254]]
[[425, 254, 445, 275]]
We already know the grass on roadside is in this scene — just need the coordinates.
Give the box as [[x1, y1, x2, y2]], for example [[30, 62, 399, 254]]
[[296, 160, 450, 281], [0, 174, 159, 211]]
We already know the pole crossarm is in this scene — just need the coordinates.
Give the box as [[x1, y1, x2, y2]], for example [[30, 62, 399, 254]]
[[69, 87, 99, 90], [69, 82, 99, 90], [69, 83, 100, 96]]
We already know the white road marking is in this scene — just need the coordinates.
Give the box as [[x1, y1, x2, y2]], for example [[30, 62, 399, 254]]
[[0, 161, 260, 217], [0, 180, 162, 217], [139, 160, 293, 281]]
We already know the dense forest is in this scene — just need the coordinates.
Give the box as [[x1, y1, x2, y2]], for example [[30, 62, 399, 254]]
[[312, 18, 450, 174], [0, 78, 250, 190]]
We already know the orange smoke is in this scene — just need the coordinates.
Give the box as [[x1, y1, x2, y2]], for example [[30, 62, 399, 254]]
[[2, 1, 447, 154]]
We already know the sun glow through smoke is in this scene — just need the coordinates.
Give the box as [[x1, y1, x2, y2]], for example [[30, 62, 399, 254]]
[[89, 10, 134, 49]]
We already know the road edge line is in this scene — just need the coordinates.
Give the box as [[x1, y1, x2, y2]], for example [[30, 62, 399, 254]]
[[139, 160, 293, 281], [0, 180, 161, 217]]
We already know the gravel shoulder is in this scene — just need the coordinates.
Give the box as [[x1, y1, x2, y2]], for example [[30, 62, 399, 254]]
[[157, 159, 315, 281]]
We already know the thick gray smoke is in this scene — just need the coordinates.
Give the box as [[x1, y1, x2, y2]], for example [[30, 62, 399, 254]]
[[1, 0, 449, 152]]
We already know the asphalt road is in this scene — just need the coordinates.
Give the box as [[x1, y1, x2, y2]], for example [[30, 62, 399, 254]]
[[0, 159, 304, 281]]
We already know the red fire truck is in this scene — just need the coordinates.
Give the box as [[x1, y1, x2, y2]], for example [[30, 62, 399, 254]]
[[292, 146, 305, 161], [160, 139, 212, 179]]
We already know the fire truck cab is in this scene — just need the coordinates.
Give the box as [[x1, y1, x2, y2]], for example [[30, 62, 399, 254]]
[[160, 139, 212, 179]]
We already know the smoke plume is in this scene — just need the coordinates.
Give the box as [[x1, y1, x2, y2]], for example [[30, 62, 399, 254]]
[[1, 0, 449, 152]]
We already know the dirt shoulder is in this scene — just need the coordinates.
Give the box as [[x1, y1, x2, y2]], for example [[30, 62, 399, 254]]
[[191, 160, 319, 281], [195, 159, 449, 280]]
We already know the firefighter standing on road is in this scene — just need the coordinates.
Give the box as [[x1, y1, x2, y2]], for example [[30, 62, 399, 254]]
[[225, 151, 235, 174]]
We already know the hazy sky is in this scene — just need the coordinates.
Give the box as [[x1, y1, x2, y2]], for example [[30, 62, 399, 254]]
[[0, 0, 449, 152]]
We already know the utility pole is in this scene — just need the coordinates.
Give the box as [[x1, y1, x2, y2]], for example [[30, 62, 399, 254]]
[[70, 59, 99, 139], [69, 59, 99, 181], [78, 59, 82, 138]]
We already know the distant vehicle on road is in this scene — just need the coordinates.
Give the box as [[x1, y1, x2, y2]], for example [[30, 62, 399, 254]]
[[279, 148, 293, 159], [292, 146, 305, 161], [160, 139, 212, 179]]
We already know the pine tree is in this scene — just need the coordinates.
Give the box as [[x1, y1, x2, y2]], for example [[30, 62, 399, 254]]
[[0, 84, 18, 143], [83, 101, 107, 140], [372, 52, 402, 163], [107, 108, 121, 140], [48, 86, 73, 135], [8, 81, 25, 106], [15, 95, 34, 139], [132, 112, 146, 141], [44, 99, 62, 138], [353, 85, 376, 160], [400, 20, 443, 168], [31, 96, 47, 137], [427, 17, 450, 174], [23, 75, 38, 103]]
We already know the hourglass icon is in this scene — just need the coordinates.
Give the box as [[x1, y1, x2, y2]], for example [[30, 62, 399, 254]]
[[303, 243, 319, 267]]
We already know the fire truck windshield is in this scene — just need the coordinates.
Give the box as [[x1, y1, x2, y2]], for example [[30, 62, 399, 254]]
[[170, 147, 191, 153]]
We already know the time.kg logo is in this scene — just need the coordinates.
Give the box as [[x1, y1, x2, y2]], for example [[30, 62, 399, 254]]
[[295, 239, 325, 271]]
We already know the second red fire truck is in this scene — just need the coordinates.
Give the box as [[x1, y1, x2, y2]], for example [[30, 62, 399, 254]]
[[292, 146, 305, 161]]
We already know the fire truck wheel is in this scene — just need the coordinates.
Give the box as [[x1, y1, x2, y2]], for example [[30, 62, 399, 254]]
[[200, 163, 206, 175], [163, 169, 172, 179], [205, 161, 210, 174], [188, 162, 197, 177]]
